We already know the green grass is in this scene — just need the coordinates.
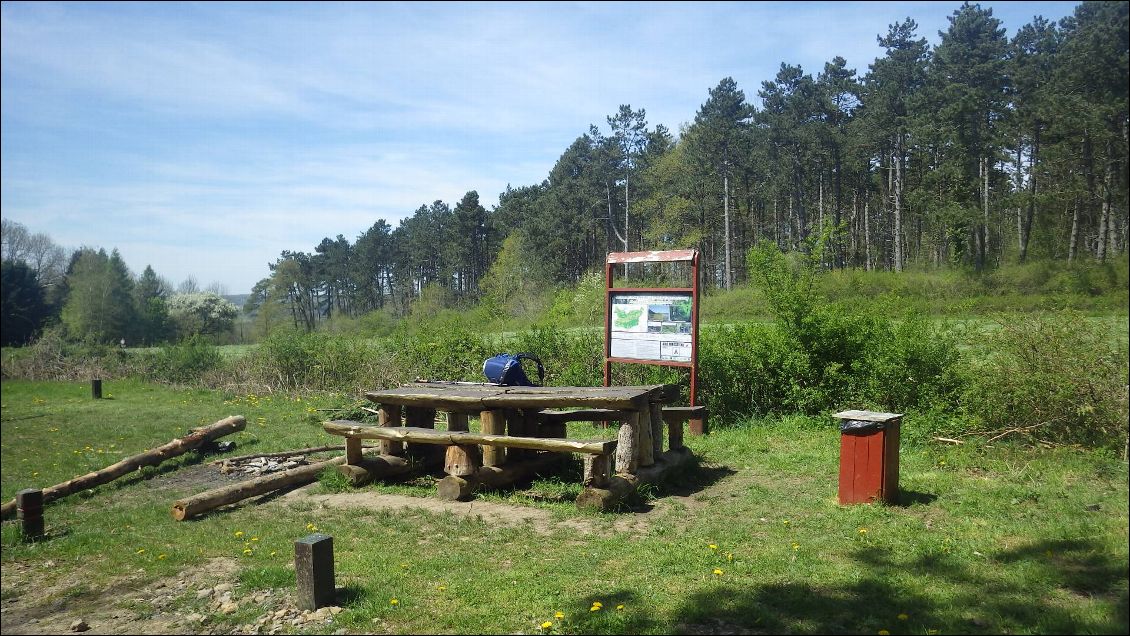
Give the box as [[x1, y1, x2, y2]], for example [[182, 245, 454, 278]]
[[2, 380, 1127, 634]]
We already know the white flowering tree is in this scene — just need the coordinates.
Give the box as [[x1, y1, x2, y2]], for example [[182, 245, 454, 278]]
[[167, 292, 238, 339]]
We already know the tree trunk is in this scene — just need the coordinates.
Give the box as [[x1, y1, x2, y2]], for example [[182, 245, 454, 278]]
[[723, 172, 731, 289], [2, 416, 246, 519]]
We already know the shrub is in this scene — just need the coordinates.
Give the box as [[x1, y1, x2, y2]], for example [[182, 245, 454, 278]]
[[963, 311, 1129, 449], [148, 335, 223, 384]]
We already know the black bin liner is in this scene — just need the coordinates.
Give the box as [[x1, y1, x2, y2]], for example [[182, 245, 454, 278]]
[[839, 419, 885, 434]]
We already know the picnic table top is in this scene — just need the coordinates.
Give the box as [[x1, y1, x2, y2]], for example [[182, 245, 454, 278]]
[[364, 382, 678, 411]]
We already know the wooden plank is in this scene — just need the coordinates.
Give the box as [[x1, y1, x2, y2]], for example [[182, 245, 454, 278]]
[[324, 421, 618, 455], [365, 384, 675, 411], [537, 408, 630, 423], [832, 410, 903, 423], [838, 433, 856, 505], [882, 421, 901, 503]]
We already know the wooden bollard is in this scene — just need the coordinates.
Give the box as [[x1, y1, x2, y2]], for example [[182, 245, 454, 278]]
[[16, 489, 44, 541], [91, 379, 102, 399], [295, 533, 335, 610]]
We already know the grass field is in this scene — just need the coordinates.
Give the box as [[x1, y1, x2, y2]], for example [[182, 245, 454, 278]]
[[1, 379, 1127, 634]]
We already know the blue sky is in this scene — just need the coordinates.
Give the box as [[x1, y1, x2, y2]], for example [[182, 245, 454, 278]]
[[2, 1, 1081, 294]]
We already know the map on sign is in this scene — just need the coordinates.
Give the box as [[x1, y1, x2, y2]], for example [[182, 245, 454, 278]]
[[613, 307, 644, 329], [609, 292, 693, 362]]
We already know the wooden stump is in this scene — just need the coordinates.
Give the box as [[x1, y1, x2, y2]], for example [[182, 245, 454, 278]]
[[583, 454, 612, 488], [444, 444, 481, 477], [649, 402, 666, 455]]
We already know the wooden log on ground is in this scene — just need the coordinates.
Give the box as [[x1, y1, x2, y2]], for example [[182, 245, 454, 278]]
[[335, 454, 416, 487], [583, 454, 612, 488], [436, 453, 566, 501], [576, 447, 695, 512], [173, 454, 348, 520], [1, 415, 246, 520]]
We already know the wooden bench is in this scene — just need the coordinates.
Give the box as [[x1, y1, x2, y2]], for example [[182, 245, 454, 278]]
[[323, 420, 619, 499]]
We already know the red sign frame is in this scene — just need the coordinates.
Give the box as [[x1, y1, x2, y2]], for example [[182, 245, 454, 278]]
[[603, 249, 700, 409]]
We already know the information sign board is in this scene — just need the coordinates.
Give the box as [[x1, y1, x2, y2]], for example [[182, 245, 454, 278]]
[[609, 291, 694, 363]]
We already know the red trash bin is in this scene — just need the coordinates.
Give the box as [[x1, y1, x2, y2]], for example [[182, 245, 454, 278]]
[[834, 410, 902, 505]]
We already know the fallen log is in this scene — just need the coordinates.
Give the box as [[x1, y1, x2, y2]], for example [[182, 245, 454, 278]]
[[0, 415, 246, 520], [173, 451, 358, 521]]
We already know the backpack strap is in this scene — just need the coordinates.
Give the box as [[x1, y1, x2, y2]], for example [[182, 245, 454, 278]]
[[514, 353, 545, 386]]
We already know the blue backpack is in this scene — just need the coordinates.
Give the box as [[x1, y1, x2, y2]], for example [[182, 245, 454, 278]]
[[483, 353, 545, 386]]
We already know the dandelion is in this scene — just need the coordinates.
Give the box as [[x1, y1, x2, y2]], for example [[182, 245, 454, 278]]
[[554, 611, 564, 619], [713, 568, 724, 576], [590, 601, 602, 612], [437, 585, 446, 591], [400, 562, 409, 568], [897, 613, 908, 621], [243, 549, 253, 555], [726, 552, 733, 562], [306, 523, 318, 532], [616, 604, 624, 610], [792, 543, 800, 551], [858, 528, 868, 535], [390, 598, 399, 606], [708, 544, 718, 550], [158, 554, 167, 560], [136, 548, 147, 554], [234, 531, 244, 538], [270, 551, 277, 557], [540, 621, 553, 630], [782, 520, 789, 525], [251, 537, 260, 542]]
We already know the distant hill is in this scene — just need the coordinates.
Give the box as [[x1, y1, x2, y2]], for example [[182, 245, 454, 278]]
[[224, 294, 251, 309]]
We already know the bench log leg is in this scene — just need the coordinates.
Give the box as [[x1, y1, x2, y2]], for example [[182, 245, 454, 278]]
[[379, 405, 403, 456], [479, 410, 505, 467]]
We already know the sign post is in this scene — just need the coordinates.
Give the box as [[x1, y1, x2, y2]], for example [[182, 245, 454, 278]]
[[604, 249, 703, 432]]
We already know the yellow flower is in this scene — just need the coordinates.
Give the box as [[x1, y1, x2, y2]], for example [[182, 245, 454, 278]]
[[540, 621, 553, 630], [390, 598, 399, 606], [270, 551, 277, 557], [878, 631, 890, 635], [792, 543, 800, 551], [708, 544, 718, 550], [554, 611, 565, 619], [136, 548, 146, 554], [726, 552, 733, 562], [234, 531, 244, 538], [713, 568, 724, 576], [897, 613, 908, 621], [251, 537, 259, 542], [616, 604, 624, 610], [243, 549, 253, 555], [158, 554, 167, 560], [783, 520, 789, 525], [437, 585, 446, 591], [858, 528, 868, 535]]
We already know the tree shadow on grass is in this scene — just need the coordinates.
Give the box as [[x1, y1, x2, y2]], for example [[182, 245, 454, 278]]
[[666, 537, 1128, 635]]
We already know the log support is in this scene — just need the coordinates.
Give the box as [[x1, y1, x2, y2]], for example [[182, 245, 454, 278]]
[[436, 453, 566, 501], [576, 447, 695, 512]]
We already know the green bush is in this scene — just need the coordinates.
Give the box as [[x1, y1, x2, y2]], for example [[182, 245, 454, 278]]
[[963, 311, 1129, 449], [148, 335, 223, 384]]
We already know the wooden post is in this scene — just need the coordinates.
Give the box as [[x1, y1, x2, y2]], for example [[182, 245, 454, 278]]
[[637, 404, 655, 467], [295, 533, 334, 611], [505, 410, 529, 461], [345, 437, 363, 465], [379, 405, 403, 456], [479, 410, 505, 467], [91, 379, 102, 400], [16, 489, 44, 541], [444, 444, 481, 477], [447, 412, 469, 432], [404, 407, 434, 460], [649, 402, 665, 456], [615, 410, 640, 475]]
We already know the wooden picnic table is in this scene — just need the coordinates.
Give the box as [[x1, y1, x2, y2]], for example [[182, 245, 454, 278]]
[[323, 382, 695, 510]]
